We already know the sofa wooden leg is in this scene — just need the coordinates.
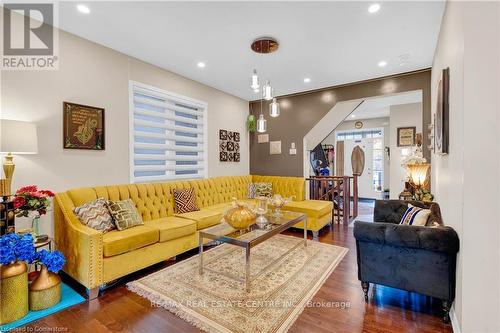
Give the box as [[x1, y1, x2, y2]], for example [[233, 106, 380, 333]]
[[361, 282, 370, 302], [442, 300, 451, 323], [86, 287, 100, 300], [312, 231, 319, 241]]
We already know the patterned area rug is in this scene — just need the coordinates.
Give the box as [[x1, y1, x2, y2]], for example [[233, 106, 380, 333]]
[[128, 234, 348, 333]]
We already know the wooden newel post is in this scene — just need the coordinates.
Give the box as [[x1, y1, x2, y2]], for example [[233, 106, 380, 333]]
[[352, 174, 358, 219]]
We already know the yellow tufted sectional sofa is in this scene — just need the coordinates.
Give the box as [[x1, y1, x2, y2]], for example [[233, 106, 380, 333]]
[[54, 175, 332, 297]]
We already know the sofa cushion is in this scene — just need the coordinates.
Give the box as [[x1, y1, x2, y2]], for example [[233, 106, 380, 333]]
[[204, 202, 233, 215], [103, 225, 158, 257], [173, 188, 200, 213], [175, 209, 222, 230], [399, 204, 431, 226], [145, 217, 197, 242], [283, 200, 332, 218], [73, 198, 115, 233]]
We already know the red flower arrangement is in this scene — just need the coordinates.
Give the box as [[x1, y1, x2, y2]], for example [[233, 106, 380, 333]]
[[13, 185, 55, 217]]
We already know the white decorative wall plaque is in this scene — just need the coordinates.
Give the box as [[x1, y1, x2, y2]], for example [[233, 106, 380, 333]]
[[270, 141, 282, 155], [258, 134, 269, 143]]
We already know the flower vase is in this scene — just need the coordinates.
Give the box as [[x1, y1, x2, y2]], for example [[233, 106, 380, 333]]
[[0, 261, 29, 324], [29, 265, 61, 311], [31, 215, 40, 238]]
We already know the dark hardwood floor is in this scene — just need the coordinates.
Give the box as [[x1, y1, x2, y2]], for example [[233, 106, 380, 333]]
[[25, 208, 453, 333]]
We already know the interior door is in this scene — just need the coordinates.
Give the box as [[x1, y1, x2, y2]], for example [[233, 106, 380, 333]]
[[344, 138, 380, 199]]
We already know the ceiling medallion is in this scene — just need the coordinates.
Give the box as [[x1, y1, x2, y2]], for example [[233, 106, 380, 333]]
[[251, 37, 279, 54]]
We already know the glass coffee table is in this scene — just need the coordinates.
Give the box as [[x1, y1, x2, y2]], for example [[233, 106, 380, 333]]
[[198, 211, 307, 292]]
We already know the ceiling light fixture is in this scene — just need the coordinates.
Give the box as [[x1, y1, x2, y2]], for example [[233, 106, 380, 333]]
[[368, 3, 381, 13], [269, 98, 280, 118], [197, 62, 206, 68], [262, 81, 273, 101], [303, 78, 311, 83], [378, 60, 387, 67], [257, 114, 267, 133], [251, 69, 260, 92], [351, 114, 356, 118], [77, 4, 90, 14]]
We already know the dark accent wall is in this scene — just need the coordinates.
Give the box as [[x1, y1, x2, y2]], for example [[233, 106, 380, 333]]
[[249, 69, 431, 176]]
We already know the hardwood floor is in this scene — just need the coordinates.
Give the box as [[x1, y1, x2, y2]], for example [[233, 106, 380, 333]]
[[25, 208, 453, 333]]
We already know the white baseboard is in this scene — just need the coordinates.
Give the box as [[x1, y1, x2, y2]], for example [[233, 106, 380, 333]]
[[450, 305, 461, 333]]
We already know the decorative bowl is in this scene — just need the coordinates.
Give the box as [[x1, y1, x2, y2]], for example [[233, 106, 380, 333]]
[[224, 200, 256, 229]]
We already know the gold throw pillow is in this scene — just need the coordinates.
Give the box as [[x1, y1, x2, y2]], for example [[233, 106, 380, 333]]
[[107, 199, 143, 230]]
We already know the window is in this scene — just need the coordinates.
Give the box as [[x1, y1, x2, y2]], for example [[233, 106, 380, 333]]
[[129, 81, 207, 183]]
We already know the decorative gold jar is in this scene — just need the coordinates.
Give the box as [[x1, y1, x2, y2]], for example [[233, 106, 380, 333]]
[[224, 200, 256, 229], [29, 265, 61, 311], [0, 261, 29, 324]]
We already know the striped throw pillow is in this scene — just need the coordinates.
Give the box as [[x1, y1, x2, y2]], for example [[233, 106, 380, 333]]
[[74, 198, 115, 233], [399, 204, 431, 226]]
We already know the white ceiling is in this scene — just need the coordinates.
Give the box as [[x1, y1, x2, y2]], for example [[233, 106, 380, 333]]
[[57, 1, 445, 101], [350, 90, 423, 120]]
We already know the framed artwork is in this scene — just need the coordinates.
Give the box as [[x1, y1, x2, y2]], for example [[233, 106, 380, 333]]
[[219, 129, 240, 162], [63, 102, 105, 150], [397, 126, 416, 147], [435, 67, 450, 155]]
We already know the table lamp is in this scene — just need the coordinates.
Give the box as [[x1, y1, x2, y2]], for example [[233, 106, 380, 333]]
[[406, 163, 430, 189], [0, 119, 38, 195]]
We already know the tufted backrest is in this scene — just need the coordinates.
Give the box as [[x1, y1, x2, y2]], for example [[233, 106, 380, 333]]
[[252, 175, 305, 201], [61, 175, 303, 222]]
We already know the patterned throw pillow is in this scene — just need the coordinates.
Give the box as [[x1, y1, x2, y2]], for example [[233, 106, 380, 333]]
[[399, 204, 432, 226], [173, 188, 199, 214], [254, 182, 273, 198], [74, 198, 115, 233], [247, 183, 257, 199], [106, 199, 143, 231]]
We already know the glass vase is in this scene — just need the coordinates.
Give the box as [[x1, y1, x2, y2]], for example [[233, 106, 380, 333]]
[[31, 215, 40, 237]]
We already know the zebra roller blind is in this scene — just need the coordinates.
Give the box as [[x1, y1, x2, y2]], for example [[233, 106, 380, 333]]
[[129, 82, 207, 183]]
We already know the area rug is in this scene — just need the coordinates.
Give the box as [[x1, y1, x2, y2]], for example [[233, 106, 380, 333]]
[[128, 234, 348, 333]]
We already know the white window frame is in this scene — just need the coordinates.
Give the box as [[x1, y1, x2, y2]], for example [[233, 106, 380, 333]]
[[128, 80, 208, 183]]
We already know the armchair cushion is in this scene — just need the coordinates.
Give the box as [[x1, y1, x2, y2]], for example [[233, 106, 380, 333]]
[[374, 200, 443, 226], [354, 221, 459, 254]]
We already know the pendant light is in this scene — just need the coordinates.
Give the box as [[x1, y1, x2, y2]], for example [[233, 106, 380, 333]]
[[257, 114, 267, 133], [263, 81, 273, 100], [269, 98, 280, 117], [250, 69, 260, 91]]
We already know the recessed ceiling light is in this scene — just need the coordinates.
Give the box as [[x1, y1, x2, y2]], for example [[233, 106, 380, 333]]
[[197, 62, 206, 68], [351, 114, 356, 118], [303, 78, 311, 83], [77, 4, 90, 14], [378, 60, 387, 67], [368, 3, 381, 14]]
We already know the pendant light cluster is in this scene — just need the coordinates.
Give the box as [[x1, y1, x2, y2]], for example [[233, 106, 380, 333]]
[[250, 37, 280, 133]]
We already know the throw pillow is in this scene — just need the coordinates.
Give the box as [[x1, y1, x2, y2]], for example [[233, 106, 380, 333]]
[[247, 183, 257, 199], [107, 199, 143, 230], [173, 188, 199, 214], [399, 204, 432, 226], [254, 182, 273, 198], [74, 198, 115, 233]]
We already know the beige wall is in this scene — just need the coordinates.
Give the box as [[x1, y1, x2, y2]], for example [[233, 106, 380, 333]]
[[431, 1, 500, 332], [1, 19, 249, 235], [389, 103, 422, 198]]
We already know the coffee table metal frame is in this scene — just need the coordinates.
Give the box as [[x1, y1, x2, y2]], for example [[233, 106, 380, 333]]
[[198, 211, 307, 292]]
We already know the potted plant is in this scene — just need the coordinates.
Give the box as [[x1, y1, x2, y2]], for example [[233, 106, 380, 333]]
[[29, 249, 65, 311], [0, 233, 35, 324], [13, 185, 55, 242]]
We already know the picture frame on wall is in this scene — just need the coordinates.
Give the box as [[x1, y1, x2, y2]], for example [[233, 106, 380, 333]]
[[63, 102, 105, 150], [397, 126, 416, 147], [219, 129, 240, 162], [435, 67, 450, 155]]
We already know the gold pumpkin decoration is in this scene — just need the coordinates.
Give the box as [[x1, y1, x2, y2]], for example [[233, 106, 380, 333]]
[[29, 265, 62, 311], [224, 200, 256, 229], [0, 261, 29, 325]]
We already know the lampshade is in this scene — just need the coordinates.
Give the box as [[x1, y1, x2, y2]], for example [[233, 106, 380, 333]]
[[407, 163, 430, 187], [0, 119, 38, 154], [256, 114, 267, 133], [269, 98, 280, 118]]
